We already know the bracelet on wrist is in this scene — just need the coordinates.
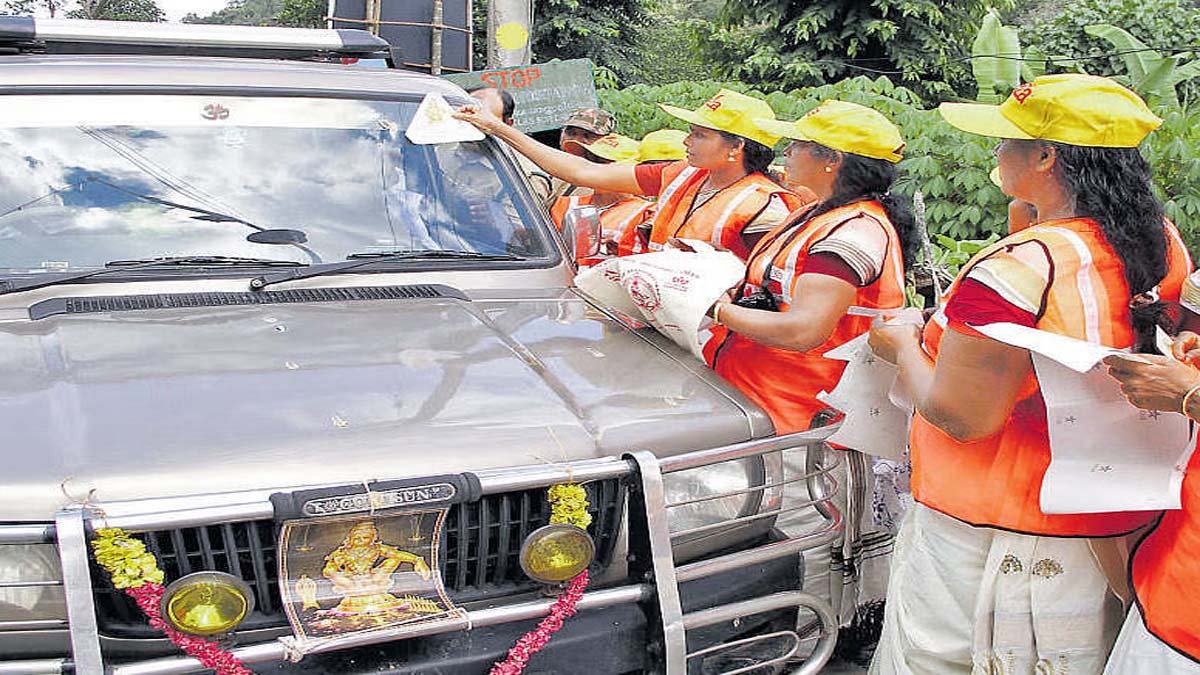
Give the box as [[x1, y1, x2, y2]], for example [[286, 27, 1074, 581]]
[[1181, 383, 1200, 417], [712, 302, 724, 325]]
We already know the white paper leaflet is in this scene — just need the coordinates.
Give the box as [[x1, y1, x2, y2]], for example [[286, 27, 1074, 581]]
[[816, 312, 922, 460], [405, 93, 485, 145], [976, 322, 1195, 513]]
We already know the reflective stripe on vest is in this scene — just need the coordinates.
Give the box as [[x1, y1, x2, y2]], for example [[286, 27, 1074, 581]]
[[910, 218, 1161, 536], [646, 163, 808, 260], [1131, 443, 1200, 663], [712, 200, 905, 434], [601, 197, 654, 257], [550, 194, 591, 230]]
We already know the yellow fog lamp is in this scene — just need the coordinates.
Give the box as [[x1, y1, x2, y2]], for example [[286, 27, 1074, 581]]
[[519, 523, 595, 584], [160, 571, 254, 637]]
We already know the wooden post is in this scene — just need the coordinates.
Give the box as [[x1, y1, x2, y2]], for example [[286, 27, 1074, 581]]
[[430, 0, 443, 75]]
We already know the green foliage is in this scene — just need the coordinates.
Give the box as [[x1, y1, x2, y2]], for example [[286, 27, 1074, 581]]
[[3, 0, 64, 16], [529, 0, 651, 85], [276, 0, 323, 28], [67, 0, 164, 21], [933, 233, 1002, 276], [693, 0, 1016, 102], [1081, 24, 1200, 108], [1022, 0, 1200, 103], [1144, 106, 1200, 251], [183, 0, 282, 25], [972, 10, 1023, 102]]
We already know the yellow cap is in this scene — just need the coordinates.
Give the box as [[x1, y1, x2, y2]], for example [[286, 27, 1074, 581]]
[[638, 129, 687, 162], [582, 134, 641, 164], [659, 89, 781, 148], [755, 100, 904, 163], [939, 74, 1162, 148]]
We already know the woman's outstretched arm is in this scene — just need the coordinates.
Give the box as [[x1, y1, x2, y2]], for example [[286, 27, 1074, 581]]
[[454, 105, 642, 195]]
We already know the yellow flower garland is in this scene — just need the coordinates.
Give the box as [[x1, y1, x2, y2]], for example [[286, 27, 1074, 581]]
[[547, 483, 591, 530], [91, 528, 165, 588]]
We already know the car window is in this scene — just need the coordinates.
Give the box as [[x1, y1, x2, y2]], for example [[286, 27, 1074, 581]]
[[0, 95, 550, 273]]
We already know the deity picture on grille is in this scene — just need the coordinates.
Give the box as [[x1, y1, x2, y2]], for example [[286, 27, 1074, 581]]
[[278, 509, 465, 644]]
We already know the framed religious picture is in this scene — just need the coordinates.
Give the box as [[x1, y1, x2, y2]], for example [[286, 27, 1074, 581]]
[[272, 480, 471, 652]]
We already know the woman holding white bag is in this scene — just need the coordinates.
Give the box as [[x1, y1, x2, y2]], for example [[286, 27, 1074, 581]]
[[706, 100, 920, 662], [706, 100, 919, 435]]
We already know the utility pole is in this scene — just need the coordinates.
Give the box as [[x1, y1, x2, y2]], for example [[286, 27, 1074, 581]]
[[487, 0, 532, 68]]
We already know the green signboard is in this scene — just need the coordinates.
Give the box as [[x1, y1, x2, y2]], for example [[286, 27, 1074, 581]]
[[442, 59, 598, 133]]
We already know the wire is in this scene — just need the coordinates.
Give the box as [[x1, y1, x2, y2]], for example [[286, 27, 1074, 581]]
[[764, 45, 1200, 78]]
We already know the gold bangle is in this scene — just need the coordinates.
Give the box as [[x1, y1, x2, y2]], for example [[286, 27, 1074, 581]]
[[712, 302, 723, 325], [1181, 383, 1200, 417]]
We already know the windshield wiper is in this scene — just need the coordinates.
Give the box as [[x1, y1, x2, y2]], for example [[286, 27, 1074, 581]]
[[0, 256, 306, 297], [250, 249, 523, 291], [107, 256, 305, 268]]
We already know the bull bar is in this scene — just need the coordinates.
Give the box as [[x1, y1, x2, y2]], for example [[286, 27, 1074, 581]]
[[0, 425, 846, 675]]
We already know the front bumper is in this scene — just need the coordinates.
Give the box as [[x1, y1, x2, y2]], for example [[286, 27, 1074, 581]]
[[1, 428, 844, 675]]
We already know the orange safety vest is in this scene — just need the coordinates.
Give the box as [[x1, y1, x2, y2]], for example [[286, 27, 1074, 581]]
[[645, 161, 810, 261], [601, 196, 656, 257], [710, 200, 906, 434], [1130, 443, 1200, 663], [550, 193, 592, 231], [911, 217, 1189, 536]]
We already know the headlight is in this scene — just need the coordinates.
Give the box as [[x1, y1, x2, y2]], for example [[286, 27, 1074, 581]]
[[0, 544, 67, 625], [662, 456, 771, 537]]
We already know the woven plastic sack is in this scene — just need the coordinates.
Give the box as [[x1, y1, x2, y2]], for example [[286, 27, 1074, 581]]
[[575, 256, 643, 318], [618, 240, 745, 359]]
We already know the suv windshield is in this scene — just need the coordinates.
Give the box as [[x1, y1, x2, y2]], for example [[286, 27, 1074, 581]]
[[0, 94, 549, 274]]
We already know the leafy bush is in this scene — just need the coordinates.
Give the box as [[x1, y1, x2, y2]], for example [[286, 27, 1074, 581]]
[[692, 0, 1015, 101], [1022, 0, 1200, 104]]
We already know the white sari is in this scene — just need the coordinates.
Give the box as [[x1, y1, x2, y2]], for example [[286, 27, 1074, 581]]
[[870, 503, 1123, 675]]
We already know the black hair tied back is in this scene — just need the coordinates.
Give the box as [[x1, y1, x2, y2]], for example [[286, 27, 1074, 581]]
[[1051, 142, 1169, 352]]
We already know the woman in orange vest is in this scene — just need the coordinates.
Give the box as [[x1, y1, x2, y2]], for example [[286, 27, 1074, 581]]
[[548, 134, 656, 258], [707, 100, 916, 435], [454, 89, 810, 261], [1102, 278, 1200, 673], [703, 99, 917, 658], [867, 74, 1189, 674]]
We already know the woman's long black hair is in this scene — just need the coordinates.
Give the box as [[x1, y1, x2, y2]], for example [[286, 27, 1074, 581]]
[[805, 142, 921, 267], [1050, 142, 1169, 352]]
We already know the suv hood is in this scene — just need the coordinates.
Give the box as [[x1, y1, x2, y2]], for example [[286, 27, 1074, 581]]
[[2, 290, 759, 520]]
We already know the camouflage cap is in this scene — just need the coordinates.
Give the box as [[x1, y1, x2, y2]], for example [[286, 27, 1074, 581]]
[[562, 107, 617, 135]]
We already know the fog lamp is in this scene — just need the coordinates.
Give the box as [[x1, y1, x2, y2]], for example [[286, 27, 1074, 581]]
[[160, 571, 254, 636], [519, 524, 595, 584]]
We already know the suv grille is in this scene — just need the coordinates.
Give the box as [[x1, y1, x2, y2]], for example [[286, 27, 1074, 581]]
[[91, 480, 625, 638]]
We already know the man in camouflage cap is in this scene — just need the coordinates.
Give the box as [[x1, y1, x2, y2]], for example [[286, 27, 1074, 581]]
[[559, 107, 617, 157], [549, 107, 618, 205]]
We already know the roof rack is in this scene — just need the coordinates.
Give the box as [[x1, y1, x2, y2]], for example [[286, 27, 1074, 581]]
[[0, 17, 398, 64]]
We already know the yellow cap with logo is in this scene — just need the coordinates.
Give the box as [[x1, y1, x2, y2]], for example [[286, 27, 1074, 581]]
[[939, 73, 1162, 148], [638, 129, 687, 162], [582, 134, 642, 164], [659, 89, 781, 149], [755, 100, 904, 163]]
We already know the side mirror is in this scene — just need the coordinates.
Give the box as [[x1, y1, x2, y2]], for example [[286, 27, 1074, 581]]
[[561, 205, 601, 263]]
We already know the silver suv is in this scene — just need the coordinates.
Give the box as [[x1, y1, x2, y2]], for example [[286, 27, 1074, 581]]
[[0, 19, 843, 675]]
